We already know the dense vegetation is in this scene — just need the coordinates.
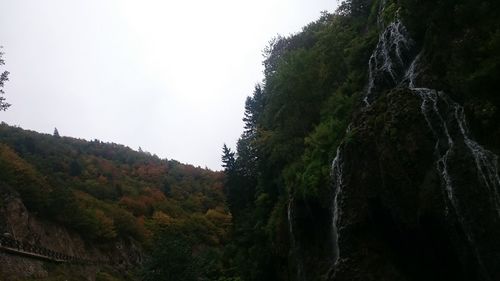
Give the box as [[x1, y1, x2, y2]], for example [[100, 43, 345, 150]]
[[222, 3, 375, 280], [1, 0, 500, 280], [0, 123, 231, 280], [222, 0, 500, 280]]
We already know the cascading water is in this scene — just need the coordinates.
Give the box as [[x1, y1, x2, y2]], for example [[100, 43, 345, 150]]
[[403, 53, 500, 280], [331, 2, 415, 269], [288, 197, 305, 281], [330, 147, 344, 265], [405, 55, 500, 220], [364, 18, 414, 105], [365, 0, 500, 224], [330, 1, 500, 278], [455, 107, 500, 217]]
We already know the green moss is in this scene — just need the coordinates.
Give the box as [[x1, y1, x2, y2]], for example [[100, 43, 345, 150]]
[[381, 1, 399, 25]]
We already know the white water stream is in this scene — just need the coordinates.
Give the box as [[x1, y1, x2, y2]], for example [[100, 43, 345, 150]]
[[331, 3, 500, 278]]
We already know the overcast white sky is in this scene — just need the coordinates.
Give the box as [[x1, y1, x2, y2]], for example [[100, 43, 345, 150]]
[[0, 0, 338, 170]]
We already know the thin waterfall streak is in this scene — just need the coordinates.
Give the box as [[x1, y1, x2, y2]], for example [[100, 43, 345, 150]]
[[407, 55, 500, 218], [454, 106, 500, 216], [331, 146, 344, 264], [405, 49, 498, 281]]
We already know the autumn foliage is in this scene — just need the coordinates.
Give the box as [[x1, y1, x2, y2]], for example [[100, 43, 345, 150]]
[[0, 123, 230, 273]]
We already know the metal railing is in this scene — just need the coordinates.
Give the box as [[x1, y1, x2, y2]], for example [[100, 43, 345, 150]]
[[0, 234, 110, 265]]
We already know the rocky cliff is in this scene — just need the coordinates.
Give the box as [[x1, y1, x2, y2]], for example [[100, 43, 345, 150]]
[[222, 0, 500, 279], [0, 183, 143, 281], [327, 1, 500, 280]]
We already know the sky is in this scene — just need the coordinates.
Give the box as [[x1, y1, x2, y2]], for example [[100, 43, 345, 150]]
[[0, 0, 339, 170]]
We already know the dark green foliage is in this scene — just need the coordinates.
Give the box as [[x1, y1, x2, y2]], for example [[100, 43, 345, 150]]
[[142, 231, 197, 281], [222, 3, 379, 280], [337, 0, 372, 17], [0, 47, 10, 111], [223, 0, 500, 279], [0, 144, 50, 214], [221, 144, 235, 171], [69, 160, 83, 176]]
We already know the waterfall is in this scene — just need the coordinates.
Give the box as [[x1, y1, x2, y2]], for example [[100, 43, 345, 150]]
[[365, 10, 500, 222], [365, 18, 414, 105], [455, 107, 500, 217], [331, 1, 500, 277], [331, 2, 414, 268], [405, 55, 500, 219], [331, 2, 500, 276], [288, 197, 305, 281], [331, 145, 345, 265], [403, 54, 500, 279]]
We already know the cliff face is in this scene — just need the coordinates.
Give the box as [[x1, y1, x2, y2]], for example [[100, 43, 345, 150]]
[[330, 88, 500, 281], [222, 1, 500, 280], [327, 1, 500, 280], [0, 184, 142, 281]]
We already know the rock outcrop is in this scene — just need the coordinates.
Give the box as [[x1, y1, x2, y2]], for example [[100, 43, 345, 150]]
[[0, 183, 143, 281], [327, 2, 500, 280]]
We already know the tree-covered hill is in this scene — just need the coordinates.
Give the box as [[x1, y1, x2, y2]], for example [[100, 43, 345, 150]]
[[0, 122, 231, 280]]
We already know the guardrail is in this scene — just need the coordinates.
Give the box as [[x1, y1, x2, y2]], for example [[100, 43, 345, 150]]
[[0, 235, 110, 265]]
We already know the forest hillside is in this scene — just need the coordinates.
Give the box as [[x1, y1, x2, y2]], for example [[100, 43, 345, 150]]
[[0, 122, 231, 280]]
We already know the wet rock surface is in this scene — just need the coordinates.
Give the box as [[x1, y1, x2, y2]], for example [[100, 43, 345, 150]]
[[326, 2, 500, 278], [328, 50, 500, 281]]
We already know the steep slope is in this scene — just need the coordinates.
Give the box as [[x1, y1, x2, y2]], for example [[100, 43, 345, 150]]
[[0, 123, 230, 281], [331, 1, 500, 280], [223, 0, 500, 280]]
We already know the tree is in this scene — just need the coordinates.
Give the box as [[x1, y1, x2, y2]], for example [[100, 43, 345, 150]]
[[69, 160, 82, 176], [337, 0, 372, 17], [243, 84, 265, 135], [221, 144, 235, 171], [0, 47, 10, 111], [142, 231, 197, 281]]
